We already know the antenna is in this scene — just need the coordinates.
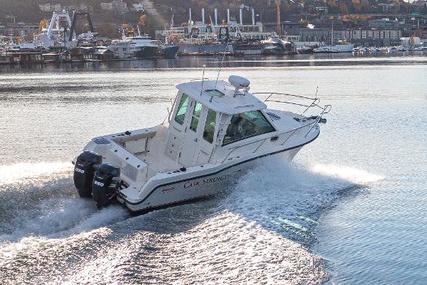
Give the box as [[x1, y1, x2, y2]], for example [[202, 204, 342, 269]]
[[200, 64, 206, 96], [215, 39, 230, 89]]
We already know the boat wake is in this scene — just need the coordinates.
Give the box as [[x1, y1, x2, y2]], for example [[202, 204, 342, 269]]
[[0, 162, 128, 243], [311, 163, 384, 184], [0, 158, 383, 243], [0, 161, 71, 186], [0, 158, 383, 284], [223, 156, 384, 244]]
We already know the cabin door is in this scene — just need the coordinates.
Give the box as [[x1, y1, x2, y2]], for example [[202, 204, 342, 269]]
[[179, 100, 203, 166], [195, 108, 217, 164]]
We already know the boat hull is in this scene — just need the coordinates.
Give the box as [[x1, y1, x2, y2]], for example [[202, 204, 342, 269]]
[[313, 44, 354, 53], [135, 46, 159, 59], [118, 146, 302, 214], [233, 42, 264, 56], [178, 43, 234, 56], [161, 45, 179, 59]]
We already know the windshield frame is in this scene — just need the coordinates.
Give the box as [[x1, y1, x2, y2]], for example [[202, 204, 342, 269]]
[[222, 110, 276, 146]]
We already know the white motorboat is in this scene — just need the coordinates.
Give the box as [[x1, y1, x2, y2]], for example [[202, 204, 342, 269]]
[[126, 34, 159, 59], [108, 26, 159, 59], [108, 35, 159, 60], [261, 37, 297, 55], [313, 44, 354, 53], [73, 75, 331, 213], [108, 32, 178, 59]]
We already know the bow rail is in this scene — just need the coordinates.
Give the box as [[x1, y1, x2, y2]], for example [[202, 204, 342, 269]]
[[253, 90, 326, 116]]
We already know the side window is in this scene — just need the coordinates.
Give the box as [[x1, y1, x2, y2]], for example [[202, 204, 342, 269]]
[[174, 93, 189, 125], [223, 111, 275, 145], [190, 101, 203, 132], [203, 109, 217, 143]]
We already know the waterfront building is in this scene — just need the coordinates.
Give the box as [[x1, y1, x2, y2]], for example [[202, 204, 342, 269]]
[[0, 22, 39, 38], [369, 19, 400, 30], [100, 0, 129, 14], [334, 28, 402, 46], [39, 3, 62, 12]]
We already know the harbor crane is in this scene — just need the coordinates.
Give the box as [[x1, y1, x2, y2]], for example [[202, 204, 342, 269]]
[[275, 0, 300, 35], [275, 0, 282, 35]]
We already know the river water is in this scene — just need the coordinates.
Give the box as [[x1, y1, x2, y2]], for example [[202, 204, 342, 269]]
[[0, 56, 426, 284]]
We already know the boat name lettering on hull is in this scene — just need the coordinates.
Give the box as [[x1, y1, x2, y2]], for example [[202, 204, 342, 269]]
[[202, 174, 231, 184], [183, 173, 233, 190], [184, 180, 200, 189], [161, 186, 175, 193]]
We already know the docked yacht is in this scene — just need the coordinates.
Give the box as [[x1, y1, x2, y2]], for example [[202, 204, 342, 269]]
[[108, 35, 159, 59], [261, 37, 297, 55], [313, 44, 354, 53], [73, 75, 331, 213], [109, 28, 178, 60]]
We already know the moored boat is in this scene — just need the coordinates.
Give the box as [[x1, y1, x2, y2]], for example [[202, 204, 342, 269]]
[[297, 46, 314, 54], [109, 28, 179, 60], [233, 40, 264, 56], [160, 44, 179, 59], [313, 44, 354, 53], [262, 37, 297, 55], [178, 40, 233, 56]]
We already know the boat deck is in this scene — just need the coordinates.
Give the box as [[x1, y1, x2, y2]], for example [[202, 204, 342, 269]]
[[136, 125, 182, 175]]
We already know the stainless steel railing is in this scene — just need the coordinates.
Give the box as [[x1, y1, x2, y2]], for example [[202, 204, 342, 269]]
[[221, 119, 314, 163], [220, 92, 332, 163], [252, 91, 326, 116]]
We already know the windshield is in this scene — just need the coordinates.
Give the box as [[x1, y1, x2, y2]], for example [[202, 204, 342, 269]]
[[223, 111, 275, 145]]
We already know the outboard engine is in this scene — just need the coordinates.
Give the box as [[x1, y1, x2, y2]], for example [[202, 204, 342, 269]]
[[92, 164, 121, 209], [73, 151, 102, 198]]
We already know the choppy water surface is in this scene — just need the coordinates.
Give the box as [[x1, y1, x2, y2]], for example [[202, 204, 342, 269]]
[[0, 59, 426, 284]]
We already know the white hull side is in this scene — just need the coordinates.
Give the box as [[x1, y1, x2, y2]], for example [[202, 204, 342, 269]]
[[122, 146, 301, 213]]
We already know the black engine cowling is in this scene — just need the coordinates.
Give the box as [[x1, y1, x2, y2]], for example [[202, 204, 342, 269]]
[[92, 163, 121, 209], [73, 151, 102, 198]]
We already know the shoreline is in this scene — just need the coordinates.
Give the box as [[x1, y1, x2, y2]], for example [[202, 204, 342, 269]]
[[0, 53, 426, 74]]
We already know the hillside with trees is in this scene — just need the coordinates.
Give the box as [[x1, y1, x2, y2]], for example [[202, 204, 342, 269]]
[[0, 0, 424, 36]]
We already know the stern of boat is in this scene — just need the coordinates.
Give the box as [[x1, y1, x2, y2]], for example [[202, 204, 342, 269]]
[[72, 127, 162, 208]]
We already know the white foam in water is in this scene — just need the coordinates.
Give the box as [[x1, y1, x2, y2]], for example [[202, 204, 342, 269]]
[[0, 162, 71, 185], [0, 156, 384, 284], [0, 161, 129, 243], [67, 206, 128, 236], [225, 156, 384, 243], [0, 157, 382, 243], [310, 163, 384, 184], [0, 197, 128, 242]]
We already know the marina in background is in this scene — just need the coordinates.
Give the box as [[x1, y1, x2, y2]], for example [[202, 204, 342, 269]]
[[1, 2, 426, 65]]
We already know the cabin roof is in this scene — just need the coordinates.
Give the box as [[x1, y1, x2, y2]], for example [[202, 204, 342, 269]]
[[176, 80, 266, 115]]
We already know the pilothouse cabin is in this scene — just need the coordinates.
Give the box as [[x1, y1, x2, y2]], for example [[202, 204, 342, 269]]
[[166, 76, 277, 167]]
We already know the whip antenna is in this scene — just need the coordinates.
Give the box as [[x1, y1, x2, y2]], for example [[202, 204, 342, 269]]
[[215, 36, 231, 89], [200, 64, 206, 96]]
